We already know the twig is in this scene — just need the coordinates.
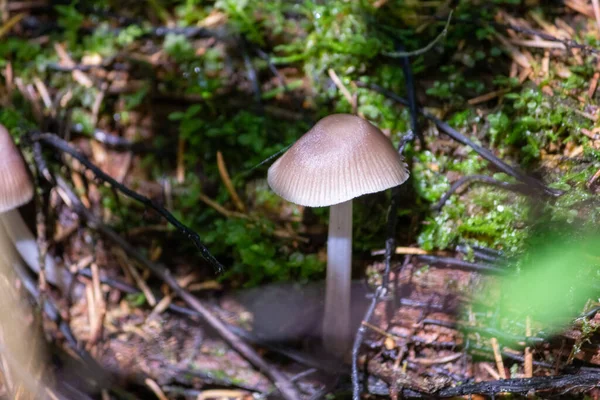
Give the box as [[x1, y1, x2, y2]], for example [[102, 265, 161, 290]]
[[48, 175, 300, 400], [565, 0, 596, 18], [468, 89, 510, 105], [87, 129, 151, 152], [241, 38, 262, 107], [88, 262, 106, 347], [113, 248, 157, 306], [46, 62, 130, 73], [354, 81, 562, 197], [0, 12, 25, 38], [481, 362, 501, 380], [176, 137, 185, 184], [429, 372, 600, 397], [432, 174, 533, 211], [145, 378, 169, 400], [416, 255, 504, 274], [53, 43, 93, 88], [198, 193, 247, 219], [255, 48, 290, 93], [27, 132, 224, 274], [525, 316, 532, 378], [395, 41, 423, 147], [351, 289, 380, 399], [490, 337, 507, 379], [328, 69, 357, 113], [217, 151, 245, 212], [494, 32, 532, 69], [455, 243, 503, 264], [371, 246, 430, 256], [383, 11, 453, 58]]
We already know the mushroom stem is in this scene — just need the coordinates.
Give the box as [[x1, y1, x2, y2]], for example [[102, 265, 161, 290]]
[[323, 199, 353, 355], [0, 209, 72, 292], [0, 222, 48, 398]]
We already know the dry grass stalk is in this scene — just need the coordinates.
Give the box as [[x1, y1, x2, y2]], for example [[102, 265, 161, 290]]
[[511, 38, 566, 49], [491, 337, 507, 379], [176, 137, 186, 184], [525, 316, 533, 378], [468, 89, 509, 105], [328, 68, 360, 116], [593, 0, 600, 34], [54, 43, 93, 88], [198, 192, 247, 219], [145, 378, 169, 400], [114, 248, 157, 306], [0, 12, 25, 38], [565, 0, 596, 18], [217, 151, 246, 212], [481, 362, 501, 380]]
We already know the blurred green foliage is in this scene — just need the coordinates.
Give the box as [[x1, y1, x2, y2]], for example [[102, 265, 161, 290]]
[[477, 228, 600, 334]]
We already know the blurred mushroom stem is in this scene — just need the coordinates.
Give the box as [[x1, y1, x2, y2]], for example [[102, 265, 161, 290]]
[[0, 222, 50, 398], [323, 199, 352, 355], [0, 209, 72, 292]]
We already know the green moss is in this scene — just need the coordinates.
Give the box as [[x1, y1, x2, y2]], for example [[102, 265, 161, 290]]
[[413, 136, 529, 253]]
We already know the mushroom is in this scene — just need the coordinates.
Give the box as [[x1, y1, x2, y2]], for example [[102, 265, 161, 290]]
[[0, 124, 71, 292], [267, 114, 409, 354]]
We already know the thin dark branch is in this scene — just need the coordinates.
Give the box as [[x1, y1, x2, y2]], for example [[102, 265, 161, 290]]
[[455, 243, 503, 264], [351, 293, 379, 400], [432, 174, 534, 211], [241, 38, 263, 107], [353, 81, 562, 197], [395, 41, 423, 148], [255, 48, 290, 92], [76, 268, 139, 293], [435, 372, 600, 398], [146, 25, 217, 39], [416, 255, 504, 274], [169, 367, 265, 393], [366, 372, 600, 397], [421, 318, 545, 346], [87, 130, 153, 152], [27, 132, 224, 274], [45, 62, 130, 73]]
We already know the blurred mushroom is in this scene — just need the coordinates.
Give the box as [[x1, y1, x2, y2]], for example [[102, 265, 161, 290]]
[[0, 220, 49, 398], [267, 114, 409, 355], [0, 124, 72, 292]]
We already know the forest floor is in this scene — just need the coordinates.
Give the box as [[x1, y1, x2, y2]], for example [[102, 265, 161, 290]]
[[3, 0, 600, 399]]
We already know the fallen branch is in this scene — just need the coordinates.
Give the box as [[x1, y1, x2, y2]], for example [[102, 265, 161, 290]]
[[432, 174, 534, 211], [27, 132, 224, 274], [416, 255, 505, 274], [368, 372, 600, 398], [353, 81, 562, 198]]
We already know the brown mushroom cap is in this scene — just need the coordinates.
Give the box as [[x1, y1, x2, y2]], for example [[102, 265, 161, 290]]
[[0, 125, 33, 213], [268, 114, 409, 207]]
